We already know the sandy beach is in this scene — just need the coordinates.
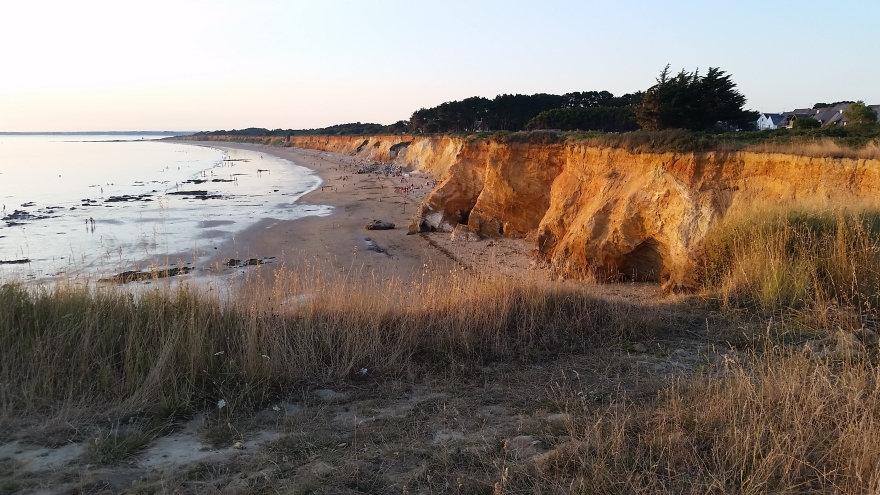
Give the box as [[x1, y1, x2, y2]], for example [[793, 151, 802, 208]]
[[175, 140, 469, 285]]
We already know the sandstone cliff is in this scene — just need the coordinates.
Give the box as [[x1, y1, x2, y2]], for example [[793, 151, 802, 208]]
[[196, 134, 880, 289]]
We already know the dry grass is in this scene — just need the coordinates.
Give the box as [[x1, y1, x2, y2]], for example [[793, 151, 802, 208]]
[[566, 130, 880, 160], [535, 347, 880, 494], [700, 208, 880, 317], [0, 268, 652, 420], [745, 138, 880, 160], [568, 129, 732, 153], [6, 209, 880, 491]]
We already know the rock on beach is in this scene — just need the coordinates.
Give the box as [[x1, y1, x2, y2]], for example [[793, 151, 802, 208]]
[[365, 219, 395, 230]]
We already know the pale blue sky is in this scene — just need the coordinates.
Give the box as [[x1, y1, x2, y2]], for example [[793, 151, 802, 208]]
[[1, 0, 877, 131]]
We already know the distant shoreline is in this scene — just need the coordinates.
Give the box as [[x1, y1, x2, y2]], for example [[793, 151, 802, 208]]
[[0, 131, 194, 136]]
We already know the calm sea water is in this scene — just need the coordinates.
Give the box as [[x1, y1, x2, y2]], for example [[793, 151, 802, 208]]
[[0, 135, 331, 283]]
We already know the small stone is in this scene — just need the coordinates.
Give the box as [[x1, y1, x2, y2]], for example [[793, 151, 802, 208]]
[[854, 328, 880, 347], [531, 440, 581, 472], [365, 219, 395, 230], [303, 460, 335, 476], [450, 224, 480, 242], [546, 413, 571, 423], [312, 388, 347, 401], [504, 435, 542, 459], [835, 330, 866, 357]]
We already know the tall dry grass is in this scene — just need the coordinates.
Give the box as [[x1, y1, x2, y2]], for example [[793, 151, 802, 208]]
[[700, 209, 880, 317], [539, 347, 880, 494], [0, 268, 652, 418], [745, 138, 880, 161], [568, 130, 880, 160]]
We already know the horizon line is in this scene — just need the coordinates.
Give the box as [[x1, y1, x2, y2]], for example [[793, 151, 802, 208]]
[[0, 131, 197, 135]]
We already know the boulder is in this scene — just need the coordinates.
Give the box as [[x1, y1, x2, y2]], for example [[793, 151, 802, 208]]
[[450, 223, 480, 242]]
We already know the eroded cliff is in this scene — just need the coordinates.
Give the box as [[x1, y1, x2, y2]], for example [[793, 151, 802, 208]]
[[199, 134, 880, 289]]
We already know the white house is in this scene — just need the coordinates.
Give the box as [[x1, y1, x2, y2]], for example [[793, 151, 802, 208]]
[[757, 113, 786, 130]]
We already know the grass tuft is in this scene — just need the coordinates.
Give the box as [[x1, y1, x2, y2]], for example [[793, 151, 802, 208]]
[[82, 430, 152, 464]]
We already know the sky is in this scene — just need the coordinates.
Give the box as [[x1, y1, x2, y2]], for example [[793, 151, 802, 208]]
[[1, 0, 877, 132]]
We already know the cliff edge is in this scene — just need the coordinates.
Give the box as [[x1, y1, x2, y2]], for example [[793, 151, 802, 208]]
[[193, 134, 880, 289]]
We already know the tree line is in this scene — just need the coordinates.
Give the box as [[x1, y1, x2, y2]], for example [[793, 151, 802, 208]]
[[195, 66, 825, 137], [408, 91, 643, 133], [197, 121, 409, 138]]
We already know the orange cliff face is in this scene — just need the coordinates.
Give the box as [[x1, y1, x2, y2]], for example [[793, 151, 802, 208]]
[[204, 134, 880, 289]]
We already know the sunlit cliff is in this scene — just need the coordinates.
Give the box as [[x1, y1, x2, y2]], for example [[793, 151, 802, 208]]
[[190, 134, 880, 289]]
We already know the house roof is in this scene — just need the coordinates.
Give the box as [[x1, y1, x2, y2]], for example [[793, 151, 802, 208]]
[[769, 114, 786, 125], [789, 108, 817, 116], [759, 113, 787, 125], [764, 103, 878, 127], [813, 103, 851, 124]]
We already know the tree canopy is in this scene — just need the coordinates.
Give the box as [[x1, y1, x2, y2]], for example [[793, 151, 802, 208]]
[[408, 91, 642, 133], [813, 101, 854, 110], [792, 117, 821, 129], [525, 107, 638, 132], [636, 66, 756, 131], [844, 101, 878, 125]]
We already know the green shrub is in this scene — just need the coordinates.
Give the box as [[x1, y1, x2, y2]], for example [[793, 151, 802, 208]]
[[792, 118, 821, 129]]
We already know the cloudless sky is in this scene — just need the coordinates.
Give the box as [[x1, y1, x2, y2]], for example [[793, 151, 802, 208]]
[[1, 0, 877, 131]]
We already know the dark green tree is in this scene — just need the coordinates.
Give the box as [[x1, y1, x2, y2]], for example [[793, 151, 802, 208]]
[[844, 101, 878, 125], [636, 65, 754, 131], [526, 107, 638, 132], [813, 101, 854, 110], [792, 117, 821, 129]]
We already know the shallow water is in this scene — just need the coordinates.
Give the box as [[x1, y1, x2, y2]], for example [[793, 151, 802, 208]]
[[0, 135, 331, 284]]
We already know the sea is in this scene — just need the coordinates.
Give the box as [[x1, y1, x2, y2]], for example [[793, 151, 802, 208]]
[[0, 134, 331, 285]]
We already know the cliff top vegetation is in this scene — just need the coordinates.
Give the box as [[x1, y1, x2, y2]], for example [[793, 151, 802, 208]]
[[190, 66, 880, 156]]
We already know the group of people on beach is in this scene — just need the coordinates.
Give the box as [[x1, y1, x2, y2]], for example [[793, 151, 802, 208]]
[[303, 148, 441, 200]]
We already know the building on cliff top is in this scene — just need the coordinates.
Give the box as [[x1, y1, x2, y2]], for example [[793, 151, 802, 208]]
[[759, 103, 880, 129], [757, 113, 787, 130]]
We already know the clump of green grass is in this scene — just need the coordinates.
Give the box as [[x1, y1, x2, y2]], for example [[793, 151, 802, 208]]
[[82, 430, 152, 464], [700, 209, 880, 316]]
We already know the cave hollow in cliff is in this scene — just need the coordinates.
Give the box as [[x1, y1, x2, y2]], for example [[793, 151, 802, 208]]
[[617, 237, 667, 283]]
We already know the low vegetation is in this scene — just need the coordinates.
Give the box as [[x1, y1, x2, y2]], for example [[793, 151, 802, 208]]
[[701, 208, 880, 315], [541, 347, 880, 494], [4, 207, 880, 492], [0, 269, 652, 418], [563, 126, 880, 158]]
